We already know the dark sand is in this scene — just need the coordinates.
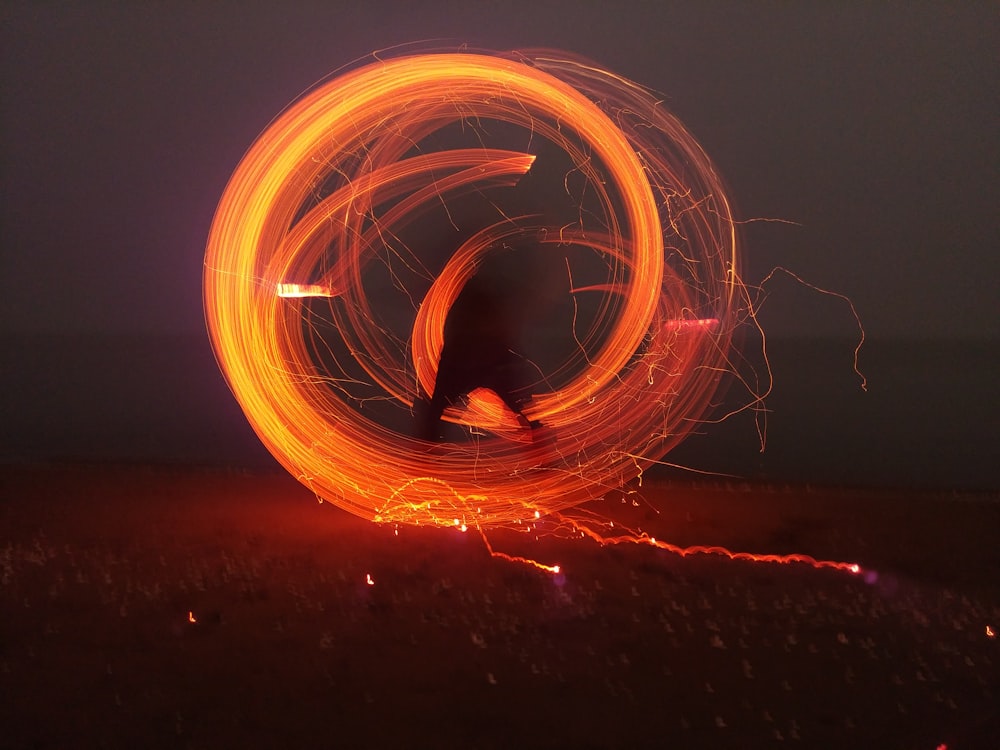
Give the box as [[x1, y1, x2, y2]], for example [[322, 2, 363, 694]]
[[2, 465, 998, 749]]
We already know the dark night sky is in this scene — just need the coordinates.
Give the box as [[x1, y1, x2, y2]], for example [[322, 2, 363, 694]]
[[2, 1, 996, 339], [1, 2, 997, 487]]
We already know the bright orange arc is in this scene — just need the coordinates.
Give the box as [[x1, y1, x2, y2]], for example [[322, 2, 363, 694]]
[[203, 49, 742, 528]]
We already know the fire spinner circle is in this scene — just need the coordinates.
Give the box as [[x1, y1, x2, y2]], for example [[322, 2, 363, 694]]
[[204, 49, 742, 527]]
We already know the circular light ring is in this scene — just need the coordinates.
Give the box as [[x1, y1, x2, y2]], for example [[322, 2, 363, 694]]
[[204, 50, 741, 527]]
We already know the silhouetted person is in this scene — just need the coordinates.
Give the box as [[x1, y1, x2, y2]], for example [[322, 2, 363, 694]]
[[415, 274, 545, 443]]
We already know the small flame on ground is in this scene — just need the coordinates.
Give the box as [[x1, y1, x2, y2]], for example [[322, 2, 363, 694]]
[[987, 625, 995, 638], [188, 611, 196, 624], [365, 573, 375, 586]]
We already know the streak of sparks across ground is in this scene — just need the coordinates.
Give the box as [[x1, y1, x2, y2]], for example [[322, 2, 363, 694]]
[[475, 516, 860, 575], [204, 48, 860, 575]]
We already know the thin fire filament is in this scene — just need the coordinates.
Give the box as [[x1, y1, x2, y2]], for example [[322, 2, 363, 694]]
[[204, 49, 745, 528]]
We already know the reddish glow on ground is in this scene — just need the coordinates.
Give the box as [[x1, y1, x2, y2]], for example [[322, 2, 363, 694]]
[[204, 48, 859, 574]]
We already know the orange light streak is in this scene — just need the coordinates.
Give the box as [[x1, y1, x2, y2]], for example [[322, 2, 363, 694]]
[[479, 529, 561, 574], [204, 48, 743, 526], [275, 283, 333, 298], [757, 266, 867, 392], [555, 512, 861, 574], [204, 48, 859, 577]]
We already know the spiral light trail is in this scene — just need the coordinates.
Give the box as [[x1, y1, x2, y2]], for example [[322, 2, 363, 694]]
[[204, 49, 858, 574]]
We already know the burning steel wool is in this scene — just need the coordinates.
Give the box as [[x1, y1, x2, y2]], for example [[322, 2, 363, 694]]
[[204, 48, 859, 574]]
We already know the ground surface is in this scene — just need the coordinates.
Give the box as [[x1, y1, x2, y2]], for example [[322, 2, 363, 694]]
[[2, 465, 998, 749]]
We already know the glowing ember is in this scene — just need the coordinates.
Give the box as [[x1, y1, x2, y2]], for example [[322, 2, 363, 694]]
[[987, 625, 995, 638], [187, 610, 196, 624], [204, 47, 859, 574]]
